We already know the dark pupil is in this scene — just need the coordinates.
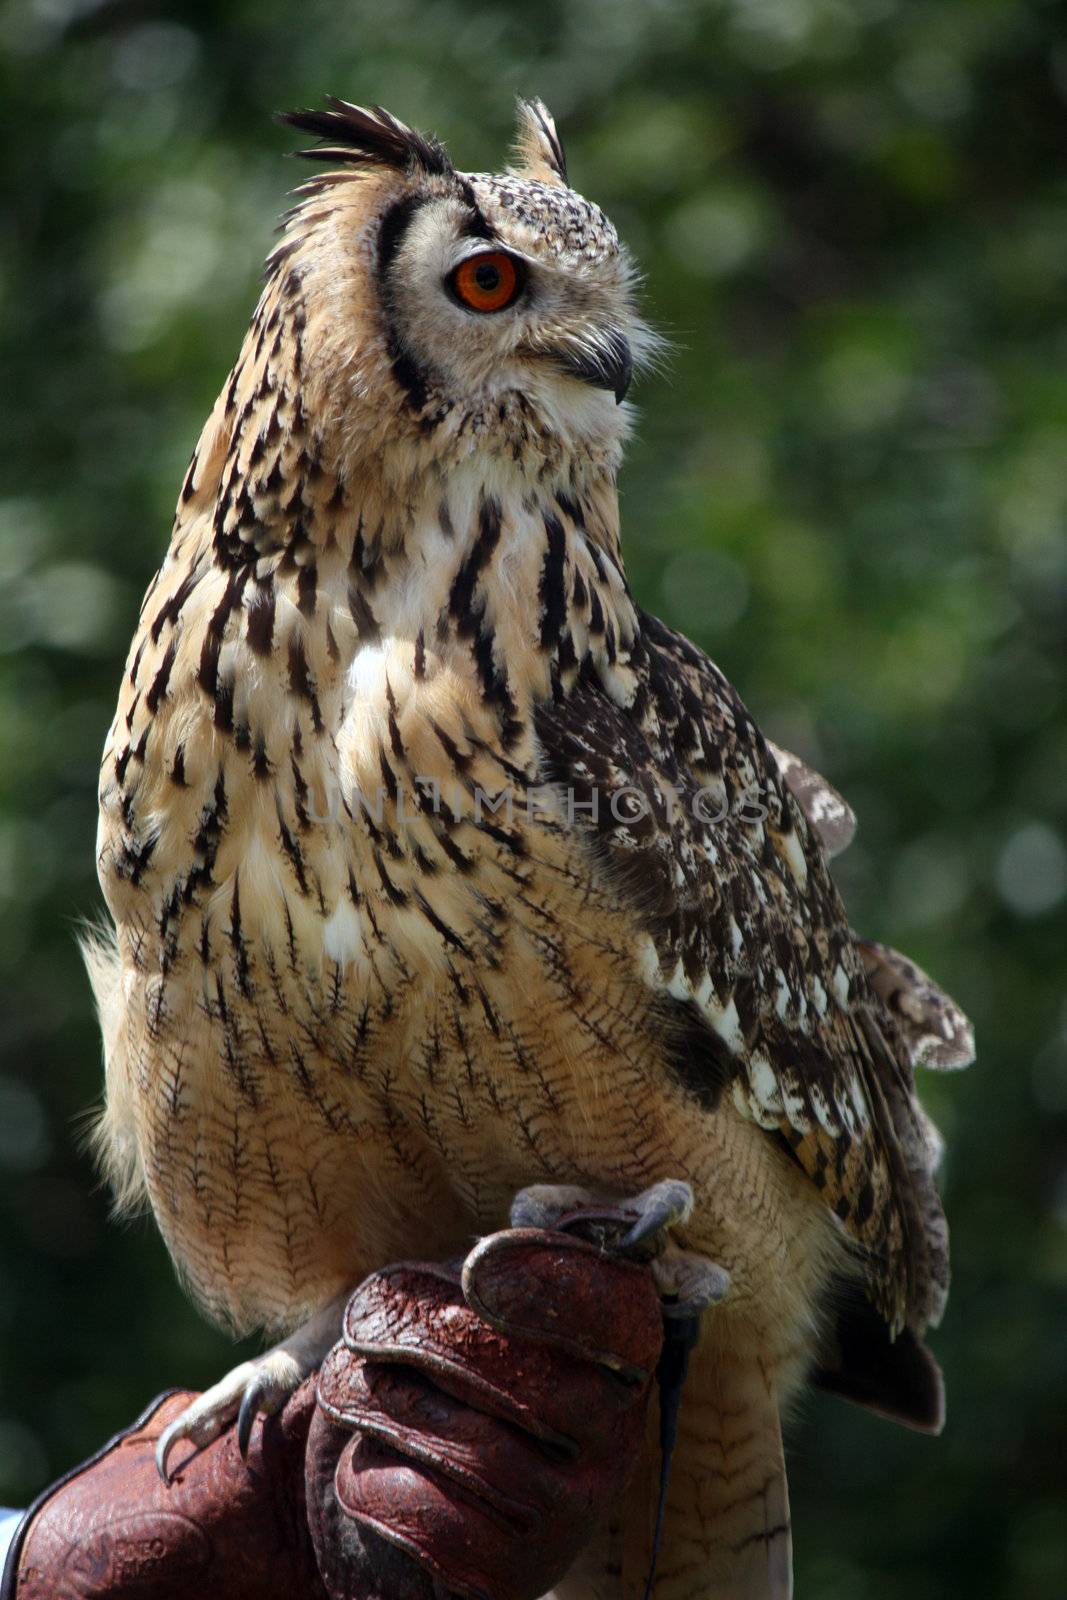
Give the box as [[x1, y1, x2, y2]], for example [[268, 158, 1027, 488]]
[[474, 261, 502, 292]]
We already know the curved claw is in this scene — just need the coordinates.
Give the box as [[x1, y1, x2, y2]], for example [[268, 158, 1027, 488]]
[[153, 1365, 254, 1484], [510, 1178, 696, 1261], [618, 1179, 694, 1258], [155, 1407, 227, 1486], [154, 1297, 348, 1487], [237, 1376, 271, 1460], [155, 1421, 182, 1487]]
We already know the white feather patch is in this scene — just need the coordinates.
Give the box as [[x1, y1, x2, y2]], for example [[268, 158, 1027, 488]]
[[322, 901, 365, 967]]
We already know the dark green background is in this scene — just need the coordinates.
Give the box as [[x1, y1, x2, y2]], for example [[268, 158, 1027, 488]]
[[1, 1, 1065, 1594]]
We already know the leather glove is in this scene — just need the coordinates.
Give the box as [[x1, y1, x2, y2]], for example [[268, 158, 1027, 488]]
[[0, 1383, 324, 1599], [307, 1227, 665, 1600], [2, 1221, 663, 1600]]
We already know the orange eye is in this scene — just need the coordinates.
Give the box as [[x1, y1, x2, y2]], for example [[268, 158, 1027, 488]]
[[449, 251, 523, 314]]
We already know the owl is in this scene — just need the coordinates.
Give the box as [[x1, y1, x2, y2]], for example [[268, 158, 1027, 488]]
[[87, 99, 972, 1598]]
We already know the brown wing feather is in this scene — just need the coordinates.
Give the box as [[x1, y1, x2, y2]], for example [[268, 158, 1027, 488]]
[[537, 612, 951, 1335], [766, 739, 856, 859], [763, 748, 974, 1073], [858, 939, 975, 1070]]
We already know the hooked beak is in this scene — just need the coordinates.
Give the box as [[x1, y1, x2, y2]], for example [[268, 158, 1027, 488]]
[[550, 329, 633, 404]]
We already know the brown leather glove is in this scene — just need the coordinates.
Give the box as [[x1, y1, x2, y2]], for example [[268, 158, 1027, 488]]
[[307, 1228, 664, 1600], [0, 1384, 323, 1599], [3, 1224, 663, 1600]]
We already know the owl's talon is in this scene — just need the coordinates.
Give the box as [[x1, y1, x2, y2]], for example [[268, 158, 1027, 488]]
[[617, 1179, 695, 1258], [155, 1421, 189, 1486], [509, 1183, 608, 1230], [509, 1178, 695, 1259], [237, 1377, 269, 1460], [155, 1394, 233, 1485], [155, 1295, 348, 1485], [652, 1247, 731, 1315], [233, 1354, 308, 1459], [154, 1357, 269, 1484], [508, 1179, 724, 1325]]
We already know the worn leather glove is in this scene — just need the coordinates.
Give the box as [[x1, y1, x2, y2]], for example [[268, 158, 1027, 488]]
[[308, 1227, 664, 1600], [0, 1383, 323, 1599], [2, 1221, 663, 1600]]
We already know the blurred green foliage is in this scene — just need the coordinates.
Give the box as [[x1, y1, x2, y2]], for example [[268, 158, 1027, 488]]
[[1, 0, 1065, 1593]]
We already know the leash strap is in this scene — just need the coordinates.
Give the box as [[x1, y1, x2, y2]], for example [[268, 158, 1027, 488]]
[[642, 1311, 701, 1600]]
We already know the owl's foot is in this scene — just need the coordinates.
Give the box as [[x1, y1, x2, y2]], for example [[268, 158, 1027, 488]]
[[509, 1175, 693, 1241], [155, 1293, 347, 1485], [651, 1240, 730, 1319], [509, 1178, 730, 1317]]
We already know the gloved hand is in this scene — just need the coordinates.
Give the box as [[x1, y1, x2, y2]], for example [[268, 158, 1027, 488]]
[[2, 1221, 664, 1600], [0, 1382, 323, 1599]]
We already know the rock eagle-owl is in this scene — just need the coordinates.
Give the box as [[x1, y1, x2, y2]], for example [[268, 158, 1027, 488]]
[[87, 98, 973, 1598]]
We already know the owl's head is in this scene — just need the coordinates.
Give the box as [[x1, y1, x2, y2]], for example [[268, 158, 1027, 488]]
[[272, 98, 655, 480]]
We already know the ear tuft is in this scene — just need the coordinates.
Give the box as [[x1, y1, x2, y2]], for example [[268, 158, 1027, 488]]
[[277, 97, 453, 178], [511, 98, 568, 186]]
